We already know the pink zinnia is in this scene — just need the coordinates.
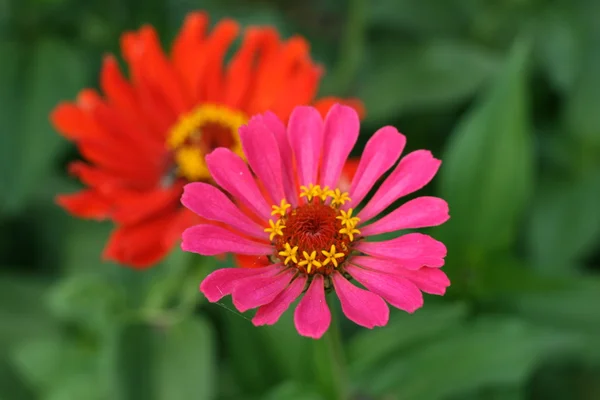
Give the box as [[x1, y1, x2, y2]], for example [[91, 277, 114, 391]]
[[181, 104, 450, 339]]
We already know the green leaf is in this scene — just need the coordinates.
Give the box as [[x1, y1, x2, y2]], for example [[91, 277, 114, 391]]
[[363, 317, 578, 400], [0, 275, 53, 400], [348, 302, 468, 376], [0, 41, 23, 213], [358, 40, 500, 122], [153, 317, 216, 400], [219, 299, 282, 394], [564, 18, 600, 148], [12, 336, 102, 398], [107, 317, 216, 400], [526, 172, 600, 269], [263, 381, 324, 400], [535, 3, 583, 93], [8, 39, 88, 212], [257, 304, 314, 384], [439, 37, 533, 252], [47, 274, 126, 334], [368, 0, 466, 36], [108, 321, 155, 400]]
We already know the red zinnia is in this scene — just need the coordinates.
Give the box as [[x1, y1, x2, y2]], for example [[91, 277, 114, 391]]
[[52, 11, 362, 268]]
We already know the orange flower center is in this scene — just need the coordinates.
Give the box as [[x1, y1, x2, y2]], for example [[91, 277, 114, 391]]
[[267, 185, 362, 276], [167, 104, 247, 181]]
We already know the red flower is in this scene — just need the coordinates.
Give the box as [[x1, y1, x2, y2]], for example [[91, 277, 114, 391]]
[[52, 12, 362, 268]]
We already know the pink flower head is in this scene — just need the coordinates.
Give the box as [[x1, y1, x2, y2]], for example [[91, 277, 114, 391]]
[[181, 104, 450, 339]]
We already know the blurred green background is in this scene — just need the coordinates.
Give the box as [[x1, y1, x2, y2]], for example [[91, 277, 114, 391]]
[[1, 0, 600, 399]]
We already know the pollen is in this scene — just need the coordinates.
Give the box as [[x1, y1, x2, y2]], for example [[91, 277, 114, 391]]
[[270, 184, 362, 276], [166, 104, 247, 181]]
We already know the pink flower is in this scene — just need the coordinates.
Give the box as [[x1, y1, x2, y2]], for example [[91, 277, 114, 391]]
[[181, 104, 450, 339]]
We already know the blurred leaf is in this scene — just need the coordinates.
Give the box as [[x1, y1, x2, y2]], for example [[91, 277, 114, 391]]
[[109, 321, 155, 400], [263, 381, 324, 400], [47, 274, 126, 334], [362, 317, 578, 400], [0, 275, 53, 400], [535, 3, 583, 93], [7, 39, 88, 212], [509, 278, 600, 354], [109, 316, 216, 400], [154, 317, 216, 400], [359, 40, 500, 122], [312, 308, 347, 400], [526, 172, 600, 269], [439, 37, 533, 252], [167, 0, 290, 39], [474, 256, 571, 298], [368, 0, 467, 36], [220, 300, 282, 394], [565, 31, 600, 149], [258, 305, 314, 384], [0, 41, 23, 213], [451, 385, 526, 400], [348, 302, 468, 376], [12, 336, 104, 399]]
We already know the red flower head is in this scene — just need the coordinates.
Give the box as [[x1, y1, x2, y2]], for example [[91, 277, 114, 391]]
[[52, 12, 362, 268], [182, 104, 450, 339]]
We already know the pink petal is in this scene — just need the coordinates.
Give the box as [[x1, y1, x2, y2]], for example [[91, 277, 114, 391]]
[[252, 275, 307, 326], [287, 106, 324, 188], [239, 116, 285, 204], [205, 148, 271, 220], [360, 196, 450, 236], [359, 150, 441, 222], [200, 264, 280, 302], [346, 265, 423, 313], [397, 267, 450, 295], [332, 272, 388, 329], [181, 183, 267, 240], [262, 111, 297, 205], [319, 104, 360, 190], [347, 127, 406, 209], [232, 267, 295, 312], [357, 233, 447, 268], [294, 275, 331, 339], [182, 224, 272, 256], [351, 257, 451, 295], [351, 255, 426, 272]]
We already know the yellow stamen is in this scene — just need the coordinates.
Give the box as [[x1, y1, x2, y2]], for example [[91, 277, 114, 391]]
[[318, 186, 334, 201], [339, 226, 361, 242], [166, 104, 247, 181], [264, 219, 285, 241], [336, 208, 360, 229], [331, 189, 351, 206], [299, 183, 321, 201], [278, 243, 299, 265], [321, 245, 345, 268], [271, 199, 291, 217], [298, 250, 322, 273]]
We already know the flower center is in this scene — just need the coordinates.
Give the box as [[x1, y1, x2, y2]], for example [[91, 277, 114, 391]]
[[266, 185, 362, 276], [167, 104, 247, 181]]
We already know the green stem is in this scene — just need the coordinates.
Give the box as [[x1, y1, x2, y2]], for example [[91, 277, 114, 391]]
[[313, 296, 349, 400]]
